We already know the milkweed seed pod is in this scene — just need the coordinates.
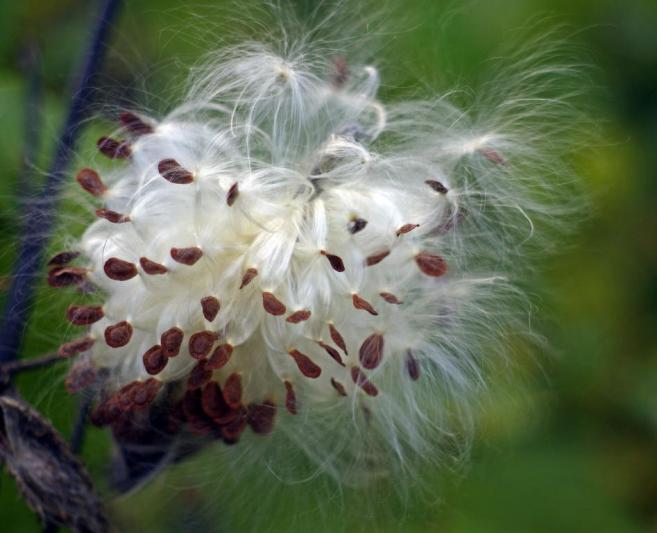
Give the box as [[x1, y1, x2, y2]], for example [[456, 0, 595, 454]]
[[51, 15, 582, 485]]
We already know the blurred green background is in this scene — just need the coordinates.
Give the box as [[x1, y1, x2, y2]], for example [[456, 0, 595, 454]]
[[1, 0, 657, 531]]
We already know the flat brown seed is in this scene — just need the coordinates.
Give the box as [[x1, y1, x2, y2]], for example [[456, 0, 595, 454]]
[[328, 323, 348, 355], [288, 349, 322, 379], [201, 296, 220, 321], [207, 343, 233, 369], [201, 382, 227, 419], [66, 305, 104, 325], [76, 168, 107, 196], [330, 378, 348, 396], [396, 223, 420, 236], [425, 180, 448, 194], [415, 252, 447, 277], [262, 292, 286, 316], [317, 341, 345, 366], [366, 249, 390, 267], [247, 401, 277, 435], [65, 362, 97, 393], [321, 251, 345, 272], [161, 327, 184, 357], [359, 333, 384, 370], [286, 309, 311, 324], [284, 381, 297, 414], [97, 136, 131, 159], [143, 345, 167, 375], [47, 267, 87, 288], [406, 349, 420, 381], [58, 336, 95, 357], [171, 247, 203, 265], [380, 292, 402, 304], [352, 294, 378, 316], [226, 182, 239, 206], [95, 208, 129, 223], [104, 321, 133, 348], [348, 217, 368, 234], [188, 331, 217, 359], [351, 366, 379, 396], [479, 147, 507, 165], [240, 268, 258, 289], [119, 111, 154, 135], [104, 258, 138, 281], [223, 373, 242, 410], [48, 251, 80, 266], [158, 158, 194, 184], [139, 257, 168, 275], [188, 360, 213, 390]]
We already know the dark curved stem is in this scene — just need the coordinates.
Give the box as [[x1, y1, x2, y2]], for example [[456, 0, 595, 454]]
[[0, 0, 123, 364]]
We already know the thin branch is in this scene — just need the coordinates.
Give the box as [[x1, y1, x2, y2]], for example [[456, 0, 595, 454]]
[[0, 354, 62, 375], [0, 0, 123, 364]]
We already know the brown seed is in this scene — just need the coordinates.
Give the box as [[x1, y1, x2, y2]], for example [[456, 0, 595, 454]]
[[351, 366, 378, 396], [104, 321, 133, 348], [348, 217, 368, 234], [170, 247, 203, 265], [321, 251, 345, 272], [161, 327, 184, 357], [247, 401, 277, 435], [188, 331, 217, 359], [201, 382, 228, 419], [48, 251, 80, 266], [201, 296, 220, 321], [158, 158, 194, 184], [479, 147, 507, 165], [58, 336, 95, 357], [142, 345, 167, 375], [396, 223, 420, 236], [317, 341, 345, 366], [328, 323, 348, 355], [286, 309, 311, 324], [104, 258, 138, 281], [240, 267, 258, 289], [425, 180, 448, 194], [76, 168, 107, 196], [226, 182, 239, 206], [366, 249, 390, 266], [66, 305, 104, 325], [288, 349, 322, 379], [284, 381, 297, 415], [207, 343, 233, 369], [47, 266, 87, 288], [352, 294, 378, 316], [406, 349, 420, 381], [65, 362, 97, 393], [97, 136, 131, 159], [223, 373, 242, 409], [359, 333, 384, 370], [119, 111, 154, 136], [188, 359, 213, 390], [139, 257, 168, 275], [331, 55, 349, 88], [222, 409, 248, 442], [95, 208, 130, 223], [415, 252, 447, 277], [380, 292, 402, 304], [133, 378, 162, 408], [330, 378, 348, 397], [262, 292, 286, 316]]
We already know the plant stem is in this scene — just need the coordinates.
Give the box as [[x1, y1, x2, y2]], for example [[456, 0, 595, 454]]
[[0, 0, 123, 364]]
